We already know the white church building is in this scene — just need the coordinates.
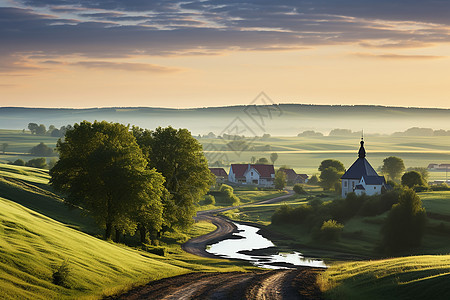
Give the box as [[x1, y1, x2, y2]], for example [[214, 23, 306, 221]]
[[341, 139, 387, 198]]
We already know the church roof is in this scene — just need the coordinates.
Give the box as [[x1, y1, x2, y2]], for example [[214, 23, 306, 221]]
[[341, 139, 381, 180], [363, 175, 385, 185]]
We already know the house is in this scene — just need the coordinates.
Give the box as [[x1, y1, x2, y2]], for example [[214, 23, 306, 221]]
[[281, 168, 308, 185], [341, 138, 387, 197], [209, 167, 228, 184], [228, 164, 275, 187]]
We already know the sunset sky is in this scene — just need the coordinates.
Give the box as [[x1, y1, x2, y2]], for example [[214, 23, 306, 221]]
[[1, 0, 449, 108]]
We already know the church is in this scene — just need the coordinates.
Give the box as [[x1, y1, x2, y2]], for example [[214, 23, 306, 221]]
[[341, 138, 387, 198]]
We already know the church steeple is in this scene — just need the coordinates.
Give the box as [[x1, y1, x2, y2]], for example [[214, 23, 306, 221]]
[[358, 137, 366, 158]]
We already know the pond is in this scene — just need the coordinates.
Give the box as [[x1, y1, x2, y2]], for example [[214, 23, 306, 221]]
[[206, 222, 327, 269]]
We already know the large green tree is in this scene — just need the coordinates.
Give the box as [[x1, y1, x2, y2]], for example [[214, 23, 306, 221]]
[[401, 171, 427, 188], [318, 159, 345, 191], [381, 156, 405, 181], [381, 188, 426, 254], [50, 121, 165, 241], [133, 126, 214, 231]]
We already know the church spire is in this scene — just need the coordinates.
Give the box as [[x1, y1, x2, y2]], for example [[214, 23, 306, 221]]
[[358, 137, 366, 158]]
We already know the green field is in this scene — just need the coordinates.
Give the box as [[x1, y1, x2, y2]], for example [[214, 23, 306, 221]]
[[2, 130, 450, 183], [202, 135, 450, 181], [319, 255, 450, 299], [0, 163, 252, 299]]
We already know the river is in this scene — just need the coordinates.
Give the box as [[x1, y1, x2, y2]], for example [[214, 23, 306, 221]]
[[206, 222, 327, 269]]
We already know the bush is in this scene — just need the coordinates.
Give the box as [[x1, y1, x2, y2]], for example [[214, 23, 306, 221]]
[[219, 184, 240, 205], [293, 184, 307, 195], [204, 195, 215, 205], [319, 219, 344, 241], [142, 245, 168, 256], [431, 183, 450, 191], [12, 159, 25, 166], [271, 204, 314, 225], [52, 260, 70, 286], [26, 157, 47, 169]]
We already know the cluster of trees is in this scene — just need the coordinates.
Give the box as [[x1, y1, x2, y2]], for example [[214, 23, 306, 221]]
[[30, 142, 56, 156], [50, 121, 213, 243], [297, 130, 323, 137], [393, 127, 450, 137], [27, 123, 73, 137], [250, 153, 278, 165], [272, 187, 427, 253], [10, 157, 57, 169]]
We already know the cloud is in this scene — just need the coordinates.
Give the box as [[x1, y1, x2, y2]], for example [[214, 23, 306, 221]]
[[1, 1, 450, 72], [72, 61, 183, 72], [352, 52, 445, 60]]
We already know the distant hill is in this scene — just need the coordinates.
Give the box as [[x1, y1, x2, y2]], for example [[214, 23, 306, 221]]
[[1, 104, 450, 136]]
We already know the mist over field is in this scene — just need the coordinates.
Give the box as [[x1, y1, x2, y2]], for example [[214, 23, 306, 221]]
[[1, 104, 450, 136]]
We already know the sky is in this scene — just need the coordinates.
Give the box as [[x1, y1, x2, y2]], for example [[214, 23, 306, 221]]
[[1, 0, 450, 108]]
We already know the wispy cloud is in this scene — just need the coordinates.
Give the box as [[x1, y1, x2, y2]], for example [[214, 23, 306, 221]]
[[72, 61, 183, 73], [352, 52, 446, 60]]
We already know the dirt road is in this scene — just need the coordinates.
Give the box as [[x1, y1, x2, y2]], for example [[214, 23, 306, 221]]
[[113, 191, 325, 299], [113, 268, 323, 300]]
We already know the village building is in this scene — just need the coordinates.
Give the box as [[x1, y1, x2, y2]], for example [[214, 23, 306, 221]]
[[209, 167, 228, 184], [281, 168, 309, 185], [341, 139, 387, 198], [228, 164, 275, 187]]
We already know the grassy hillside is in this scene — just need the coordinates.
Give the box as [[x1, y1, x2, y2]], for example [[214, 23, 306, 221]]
[[0, 163, 251, 299], [318, 255, 450, 299]]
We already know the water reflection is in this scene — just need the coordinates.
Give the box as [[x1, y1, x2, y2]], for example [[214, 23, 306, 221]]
[[206, 223, 327, 269]]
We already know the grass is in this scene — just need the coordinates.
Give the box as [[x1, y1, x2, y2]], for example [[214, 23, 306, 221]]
[[0, 163, 254, 299], [318, 255, 450, 299]]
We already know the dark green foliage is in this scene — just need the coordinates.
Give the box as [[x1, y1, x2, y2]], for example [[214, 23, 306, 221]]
[[407, 167, 429, 181], [308, 175, 319, 185], [381, 188, 427, 254], [30, 142, 54, 156], [381, 156, 405, 181], [52, 260, 70, 286], [319, 166, 344, 191], [402, 171, 427, 188], [28, 123, 38, 134], [132, 126, 214, 231], [142, 245, 168, 256], [204, 194, 215, 205], [317, 219, 344, 241], [256, 157, 269, 164], [319, 159, 345, 172], [219, 184, 240, 205], [12, 159, 25, 166], [270, 153, 278, 164], [26, 158, 47, 169], [430, 183, 450, 191], [1, 143, 8, 154], [293, 184, 307, 195], [274, 170, 286, 190], [50, 121, 166, 240], [271, 204, 313, 225]]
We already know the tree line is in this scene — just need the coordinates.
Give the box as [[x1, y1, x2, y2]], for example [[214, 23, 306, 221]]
[[50, 121, 213, 243], [28, 123, 73, 137]]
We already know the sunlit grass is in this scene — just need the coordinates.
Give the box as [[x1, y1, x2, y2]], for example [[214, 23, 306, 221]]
[[318, 255, 450, 299]]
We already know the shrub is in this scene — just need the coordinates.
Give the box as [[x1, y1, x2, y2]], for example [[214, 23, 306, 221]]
[[293, 184, 307, 195], [52, 260, 70, 286], [12, 159, 25, 166], [219, 184, 240, 205], [142, 245, 168, 256], [26, 157, 47, 169], [401, 171, 426, 188], [204, 195, 215, 205], [308, 175, 319, 185], [431, 183, 450, 191], [319, 219, 344, 241]]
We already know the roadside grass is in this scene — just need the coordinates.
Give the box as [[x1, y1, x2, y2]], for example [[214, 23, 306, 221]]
[[318, 255, 450, 300]]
